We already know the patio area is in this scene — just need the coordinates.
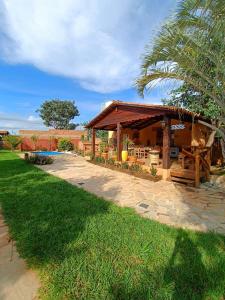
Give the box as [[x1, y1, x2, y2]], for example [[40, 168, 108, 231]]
[[39, 155, 225, 234], [87, 101, 217, 187]]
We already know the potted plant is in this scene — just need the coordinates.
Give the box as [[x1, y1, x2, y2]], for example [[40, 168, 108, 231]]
[[112, 150, 117, 161], [129, 148, 137, 163], [122, 135, 132, 162], [100, 141, 108, 160]]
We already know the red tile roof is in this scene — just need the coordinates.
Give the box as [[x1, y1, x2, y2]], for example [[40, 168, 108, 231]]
[[0, 130, 9, 135]]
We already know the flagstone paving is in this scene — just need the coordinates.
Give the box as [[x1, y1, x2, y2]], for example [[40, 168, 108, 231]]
[[39, 155, 225, 235], [0, 208, 40, 300]]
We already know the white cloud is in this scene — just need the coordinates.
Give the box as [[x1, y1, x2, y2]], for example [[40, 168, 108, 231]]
[[0, 0, 176, 93], [27, 115, 41, 122], [0, 112, 45, 132]]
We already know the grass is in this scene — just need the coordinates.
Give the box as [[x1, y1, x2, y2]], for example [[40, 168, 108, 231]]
[[0, 151, 225, 300]]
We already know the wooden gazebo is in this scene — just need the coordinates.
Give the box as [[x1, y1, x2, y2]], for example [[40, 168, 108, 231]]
[[86, 101, 212, 186]]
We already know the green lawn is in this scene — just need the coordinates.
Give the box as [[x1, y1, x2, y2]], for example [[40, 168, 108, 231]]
[[0, 151, 225, 300]]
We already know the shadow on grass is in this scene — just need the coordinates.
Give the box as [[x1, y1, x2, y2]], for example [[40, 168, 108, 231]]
[[1, 153, 225, 299], [163, 231, 225, 300], [110, 230, 225, 300], [1, 176, 111, 264], [0, 154, 113, 298]]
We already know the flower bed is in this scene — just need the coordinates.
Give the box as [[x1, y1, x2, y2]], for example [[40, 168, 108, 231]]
[[89, 157, 162, 182]]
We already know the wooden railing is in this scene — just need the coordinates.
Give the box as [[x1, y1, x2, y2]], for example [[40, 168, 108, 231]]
[[181, 147, 211, 187]]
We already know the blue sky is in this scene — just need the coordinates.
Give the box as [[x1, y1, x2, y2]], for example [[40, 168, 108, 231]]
[[0, 0, 177, 132]]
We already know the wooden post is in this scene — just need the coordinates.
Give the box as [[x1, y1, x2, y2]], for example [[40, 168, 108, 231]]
[[92, 128, 96, 158], [195, 148, 200, 187], [117, 123, 122, 161], [162, 116, 171, 169], [205, 148, 211, 181]]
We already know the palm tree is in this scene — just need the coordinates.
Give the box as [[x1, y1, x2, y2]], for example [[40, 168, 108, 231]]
[[136, 0, 225, 143]]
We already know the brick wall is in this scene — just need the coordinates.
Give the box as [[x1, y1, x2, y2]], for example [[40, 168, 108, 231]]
[[19, 129, 86, 151]]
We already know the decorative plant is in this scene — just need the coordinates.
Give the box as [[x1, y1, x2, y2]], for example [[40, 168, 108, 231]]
[[121, 162, 129, 169], [58, 138, 74, 151], [25, 154, 53, 165], [129, 164, 142, 173], [3, 135, 22, 151], [107, 158, 115, 166], [123, 135, 133, 151], [150, 165, 157, 177], [99, 141, 108, 153], [95, 156, 105, 164]]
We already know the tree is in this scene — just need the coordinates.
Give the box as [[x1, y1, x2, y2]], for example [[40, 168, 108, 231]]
[[67, 123, 79, 130], [37, 100, 79, 129], [3, 135, 22, 151], [136, 0, 225, 157], [163, 83, 221, 120], [30, 135, 39, 150], [81, 121, 108, 142]]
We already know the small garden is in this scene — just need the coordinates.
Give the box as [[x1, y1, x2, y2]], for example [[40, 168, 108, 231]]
[[90, 156, 161, 182]]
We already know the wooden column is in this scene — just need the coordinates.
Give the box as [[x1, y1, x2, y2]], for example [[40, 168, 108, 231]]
[[92, 128, 96, 158], [162, 116, 171, 169], [117, 123, 122, 161], [205, 148, 211, 181], [195, 148, 200, 187]]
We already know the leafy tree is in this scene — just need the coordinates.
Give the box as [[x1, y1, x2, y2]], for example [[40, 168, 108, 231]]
[[136, 0, 225, 158], [3, 135, 22, 151], [37, 100, 79, 129], [96, 130, 108, 142], [81, 122, 108, 142], [67, 123, 79, 130], [163, 83, 221, 120]]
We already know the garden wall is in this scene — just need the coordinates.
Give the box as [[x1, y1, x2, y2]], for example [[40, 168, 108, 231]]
[[19, 129, 86, 151]]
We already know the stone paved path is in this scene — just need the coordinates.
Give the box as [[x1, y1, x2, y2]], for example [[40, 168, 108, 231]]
[[0, 208, 40, 300], [40, 155, 225, 235]]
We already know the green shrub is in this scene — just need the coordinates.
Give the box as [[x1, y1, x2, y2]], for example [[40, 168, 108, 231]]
[[150, 165, 158, 177], [99, 141, 108, 153], [121, 162, 129, 169], [26, 154, 53, 165], [3, 135, 22, 150], [95, 156, 105, 164], [129, 163, 142, 173], [58, 138, 74, 151], [106, 158, 115, 165]]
